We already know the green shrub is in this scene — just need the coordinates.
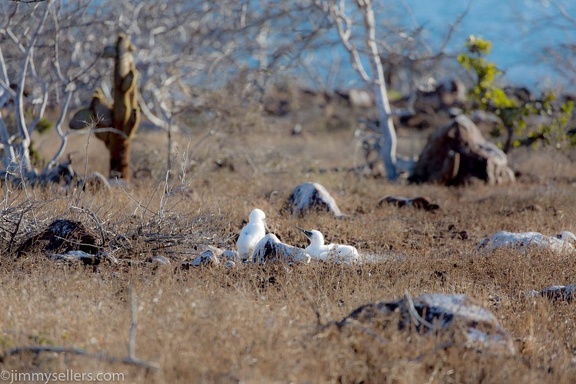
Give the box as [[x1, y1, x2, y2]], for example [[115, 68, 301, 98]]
[[458, 36, 575, 151]]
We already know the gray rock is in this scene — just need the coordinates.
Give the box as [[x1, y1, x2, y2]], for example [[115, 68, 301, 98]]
[[147, 255, 171, 265], [202, 245, 225, 256], [532, 284, 576, 301], [47, 250, 117, 265], [191, 249, 220, 267], [378, 195, 440, 211], [285, 182, 343, 217], [252, 234, 311, 264], [222, 249, 240, 262], [338, 293, 515, 353], [477, 231, 575, 253]]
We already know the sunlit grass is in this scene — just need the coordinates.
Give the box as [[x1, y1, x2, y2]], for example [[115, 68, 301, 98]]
[[3, 101, 576, 383]]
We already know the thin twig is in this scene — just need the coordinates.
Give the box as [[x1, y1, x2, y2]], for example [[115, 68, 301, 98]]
[[6, 346, 159, 370], [301, 287, 323, 327], [404, 290, 434, 329], [113, 177, 157, 220], [45, 89, 73, 170], [69, 205, 107, 249], [128, 285, 137, 359], [6, 205, 28, 255]]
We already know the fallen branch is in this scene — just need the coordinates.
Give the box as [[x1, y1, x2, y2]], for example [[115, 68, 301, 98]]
[[5, 346, 159, 370], [5, 286, 159, 371]]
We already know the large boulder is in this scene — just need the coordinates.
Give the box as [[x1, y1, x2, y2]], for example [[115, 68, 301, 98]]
[[338, 293, 515, 353], [17, 219, 101, 257], [409, 115, 515, 186]]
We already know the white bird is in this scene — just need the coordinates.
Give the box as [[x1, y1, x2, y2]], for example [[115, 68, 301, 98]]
[[298, 227, 359, 264], [237, 209, 268, 262], [477, 230, 576, 253]]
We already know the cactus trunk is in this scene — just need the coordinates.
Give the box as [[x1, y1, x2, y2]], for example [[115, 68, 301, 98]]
[[108, 136, 131, 180], [69, 33, 140, 181]]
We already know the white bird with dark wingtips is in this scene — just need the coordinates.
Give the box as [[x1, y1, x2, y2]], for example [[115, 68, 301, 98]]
[[298, 227, 360, 264], [237, 209, 268, 262]]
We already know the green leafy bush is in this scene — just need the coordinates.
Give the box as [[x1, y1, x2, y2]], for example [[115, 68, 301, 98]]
[[458, 36, 575, 151]]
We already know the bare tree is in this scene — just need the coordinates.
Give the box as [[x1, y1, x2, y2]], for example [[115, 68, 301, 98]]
[[313, 0, 400, 180], [0, 0, 472, 185], [0, 0, 81, 186]]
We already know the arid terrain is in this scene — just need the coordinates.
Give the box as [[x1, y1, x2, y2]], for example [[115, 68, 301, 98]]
[[1, 93, 576, 384]]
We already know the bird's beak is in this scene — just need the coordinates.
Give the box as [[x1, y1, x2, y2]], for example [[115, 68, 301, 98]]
[[296, 226, 313, 239]]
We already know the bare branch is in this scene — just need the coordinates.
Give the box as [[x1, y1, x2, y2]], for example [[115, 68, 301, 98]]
[[320, 0, 370, 82], [45, 88, 73, 169], [0, 116, 16, 168], [128, 285, 137, 359], [137, 93, 169, 130], [437, 0, 472, 53], [0, 46, 10, 86], [10, 0, 49, 3], [553, 2, 576, 27], [404, 290, 434, 329], [5, 28, 26, 54], [6, 345, 159, 370], [27, 81, 48, 132], [14, 0, 53, 172]]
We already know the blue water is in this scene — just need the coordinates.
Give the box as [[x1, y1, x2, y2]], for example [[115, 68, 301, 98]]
[[385, 0, 576, 91], [82, 0, 576, 92]]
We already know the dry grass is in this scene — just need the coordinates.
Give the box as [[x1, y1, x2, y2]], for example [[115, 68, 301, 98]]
[[2, 102, 576, 383]]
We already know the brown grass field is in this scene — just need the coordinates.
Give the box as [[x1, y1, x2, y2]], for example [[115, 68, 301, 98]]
[[1, 97, 576, 383]]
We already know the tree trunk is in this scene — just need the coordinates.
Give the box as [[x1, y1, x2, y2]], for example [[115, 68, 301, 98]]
[[374, 83, 398, 181], [359, 0, 398, 181], [108, 136, 131, 180]]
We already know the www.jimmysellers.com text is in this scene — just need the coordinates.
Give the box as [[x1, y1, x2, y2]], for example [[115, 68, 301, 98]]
[[1, 370, 125, 383]]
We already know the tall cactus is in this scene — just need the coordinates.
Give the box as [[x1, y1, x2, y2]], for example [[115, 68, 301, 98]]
[[70, 33, 140, 180]]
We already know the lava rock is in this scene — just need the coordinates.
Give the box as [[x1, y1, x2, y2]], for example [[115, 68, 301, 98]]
[[409, 115, 515, 186], [17, 219, 101, 257], [338, 293, 515, 353], [285, 182, 343, 217], [190, 249, 221, 267], [529, 284, 576, 302], [378, 196, 440, 211], [252, 234, 311, 264]]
